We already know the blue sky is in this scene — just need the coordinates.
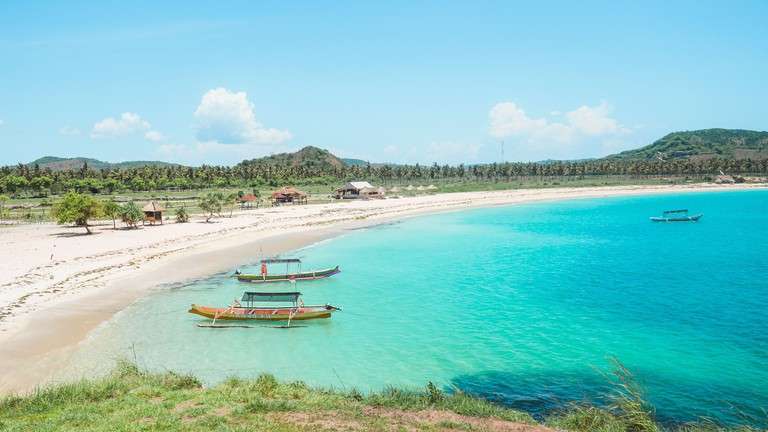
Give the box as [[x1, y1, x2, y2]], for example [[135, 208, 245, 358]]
[[1, 1, 766, 166]]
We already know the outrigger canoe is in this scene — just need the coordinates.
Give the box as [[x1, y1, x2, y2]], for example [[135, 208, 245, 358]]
[[235, 258, 340, 283], [189, 292, 340, 326], [650, 209, 703, 222]]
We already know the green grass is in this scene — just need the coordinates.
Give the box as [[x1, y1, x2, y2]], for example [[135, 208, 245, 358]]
[[1, 361, 764, 431]]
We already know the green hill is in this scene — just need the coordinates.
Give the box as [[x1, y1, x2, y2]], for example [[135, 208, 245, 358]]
[[29, 156, 179, 171], [606, 128, 768, 161], [237, 146, 352, 170]]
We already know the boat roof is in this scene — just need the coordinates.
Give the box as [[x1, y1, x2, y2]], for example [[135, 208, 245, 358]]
[[261, 258, 301, 264], [663, 209, 688, 214], [241, 292, 301, 302]]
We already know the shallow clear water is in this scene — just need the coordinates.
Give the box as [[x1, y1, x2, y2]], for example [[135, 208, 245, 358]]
[[64, 190, 768, 426]]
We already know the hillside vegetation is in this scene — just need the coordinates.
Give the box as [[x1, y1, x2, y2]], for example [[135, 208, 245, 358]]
[[29, 156, 178, 171], [0, 362, 762, 432], [238, 146, 348, 171], [607, 129, 768, 161]]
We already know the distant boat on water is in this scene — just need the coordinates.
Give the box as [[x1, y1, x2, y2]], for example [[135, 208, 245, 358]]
[[235, 258, 340, 283], [650, 209, 703, 222]]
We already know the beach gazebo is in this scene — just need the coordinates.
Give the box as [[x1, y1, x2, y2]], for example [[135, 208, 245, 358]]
[[334, 181, 384, 199], [271, 187, 307, 205], [238, 193, 258, 209], [142, 201, 165, 225]]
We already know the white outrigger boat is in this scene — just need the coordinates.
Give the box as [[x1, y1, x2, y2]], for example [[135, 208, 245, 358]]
[[650, 209, 703, 222]]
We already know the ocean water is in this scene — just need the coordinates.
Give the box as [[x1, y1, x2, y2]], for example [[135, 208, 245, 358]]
[[63, 190, 768, 426]]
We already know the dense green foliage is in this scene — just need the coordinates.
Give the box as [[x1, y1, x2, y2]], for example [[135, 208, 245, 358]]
[[238, 146, 346, 171], [0, 362, 762, 431], [51, 191, 103, 233], [3, 131, 768, 199], [102, 199, 121, 229], [29, 156, 178, 171], [607, 129, 768, 161], [199, 192, 224, 222], [119, 201, 143, 228]]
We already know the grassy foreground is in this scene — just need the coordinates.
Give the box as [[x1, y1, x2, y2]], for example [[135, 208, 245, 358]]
[[0, 362, 762, 432]]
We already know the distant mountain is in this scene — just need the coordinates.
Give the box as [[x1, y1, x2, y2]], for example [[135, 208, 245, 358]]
[[28, 156, 179, 171], [237, 146, 359, 170], [341, 158, 369, 166], [606, 128, 768, 161]]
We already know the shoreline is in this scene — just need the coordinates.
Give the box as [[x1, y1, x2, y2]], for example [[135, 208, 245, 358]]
[[0, 183, 765, 394]]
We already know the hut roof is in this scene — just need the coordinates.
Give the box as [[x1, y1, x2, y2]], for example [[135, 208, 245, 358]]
[[142, 201, 165, 212], [272, 186, 306, 198], [238, 193, 257, 202], [340, 181, 374, 191]]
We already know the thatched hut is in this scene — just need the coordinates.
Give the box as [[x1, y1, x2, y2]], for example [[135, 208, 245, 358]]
[[271, 187, 307, 205], [334, 181, 385, 199], [238, 193, 258, 209], [142, 201, 165, 225]]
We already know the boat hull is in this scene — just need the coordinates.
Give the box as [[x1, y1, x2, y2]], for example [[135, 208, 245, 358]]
[[236, 266, 340, 283], [189, 304, 336, 321], [650, 214, 703, 222]]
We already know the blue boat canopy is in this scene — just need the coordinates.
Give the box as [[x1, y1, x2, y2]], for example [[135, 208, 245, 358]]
[[663, 209, 688, 214], [241, 292, 301, 303], [260, 258, 301, 264]]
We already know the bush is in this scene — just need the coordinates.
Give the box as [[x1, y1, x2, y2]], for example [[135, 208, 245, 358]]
[[175, 206, 189, 223], [199, 192, 223, 223], [119, 201, 143, 229], [51, 191, 103, 234]]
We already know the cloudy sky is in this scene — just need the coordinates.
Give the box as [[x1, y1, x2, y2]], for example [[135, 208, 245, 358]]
[[1, 1, 766, 166]]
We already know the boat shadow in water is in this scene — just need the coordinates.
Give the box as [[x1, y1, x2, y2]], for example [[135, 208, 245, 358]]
[[448, 369, 768, 428]]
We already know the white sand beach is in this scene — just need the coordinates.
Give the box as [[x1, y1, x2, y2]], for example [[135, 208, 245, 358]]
[[0, 183, 763, 394]]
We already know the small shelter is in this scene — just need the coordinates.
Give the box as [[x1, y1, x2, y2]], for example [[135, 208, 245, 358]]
[[271, 187, 307, 205], [238, 193, 258, 209], [142, 201, 165, 225], [335, 181, 384, 199]]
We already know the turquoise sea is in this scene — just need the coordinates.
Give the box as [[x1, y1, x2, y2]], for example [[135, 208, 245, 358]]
[[64, 190, 768, 426]]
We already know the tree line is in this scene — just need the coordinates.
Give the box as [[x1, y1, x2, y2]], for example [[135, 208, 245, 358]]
[[2, 157, 767, 196], [49, 190, 239, 233]]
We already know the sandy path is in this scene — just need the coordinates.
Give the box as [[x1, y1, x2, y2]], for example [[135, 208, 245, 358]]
[[0, 183, 763, 393]]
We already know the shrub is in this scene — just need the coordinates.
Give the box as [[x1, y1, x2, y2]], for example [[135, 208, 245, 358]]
[[119, 201, 143, 229], [51, 191, 103, 234], [175, 206, 189, 223]]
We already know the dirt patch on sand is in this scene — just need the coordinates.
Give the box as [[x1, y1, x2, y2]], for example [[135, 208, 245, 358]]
[[272, 407, 554, 432]]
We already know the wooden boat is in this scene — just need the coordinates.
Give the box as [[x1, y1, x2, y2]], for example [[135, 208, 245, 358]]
[[650, 209, 703, 222], [189, 292, 340, 327], [235, 258, 340, 283]]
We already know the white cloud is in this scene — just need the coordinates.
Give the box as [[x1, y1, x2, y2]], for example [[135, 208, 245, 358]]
[[59, 126, 81, 136], [489, 102, 547, 138], [490, 101, 628, 141], [91, 112, 150, 139], [193, 88, 292, 146], [566, 102, 629, 136], [90, 112, 164, 143], [488, 101, 631, 159], [144, 130, 165, 142]]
